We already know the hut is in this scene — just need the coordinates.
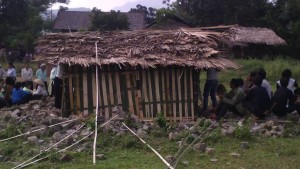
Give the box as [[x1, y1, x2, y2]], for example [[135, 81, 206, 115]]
[[35, 25, 285, 121]]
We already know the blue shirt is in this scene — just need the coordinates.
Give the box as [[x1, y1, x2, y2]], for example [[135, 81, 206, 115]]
[[12, 88, 30, 104], [36, 69, 47, 81]]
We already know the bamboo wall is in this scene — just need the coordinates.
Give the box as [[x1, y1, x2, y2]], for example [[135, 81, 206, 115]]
[[64, 65, 200, 121]]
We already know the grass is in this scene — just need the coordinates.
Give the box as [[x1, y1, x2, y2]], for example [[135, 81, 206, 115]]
[[1, 131, 300, 169]]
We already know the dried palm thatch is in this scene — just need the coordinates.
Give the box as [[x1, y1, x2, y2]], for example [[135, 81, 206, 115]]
[[183, 25, 286, 46], [36, 29, 241, 70]]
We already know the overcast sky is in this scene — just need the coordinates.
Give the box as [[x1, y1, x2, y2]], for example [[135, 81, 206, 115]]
[[52, 0, 159, 11]]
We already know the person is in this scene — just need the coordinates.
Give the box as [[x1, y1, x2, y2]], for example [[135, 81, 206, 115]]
[[36, 63, 48, 93], [0, 64, 6, 81], [48, 64, 57, 96], [201, 68, 219, 116], [272, 77, 297, 117], [23, 81, 33, 93], [257, 68, 272, 98], [32, 79, 48, 99], [54, 63, 65, 109], [21, 63, 33, 90], [243, 71, 256, 94], [0, 84, 7, 108], [6, 62, 16, 85], [216, 78, 246, 120], [244, 76, 271, 120], [11, 82, 31, 105], [276, 69, 298, 93]]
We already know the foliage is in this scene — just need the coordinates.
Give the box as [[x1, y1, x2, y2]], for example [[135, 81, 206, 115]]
[[130, 4, 157, 24], [90, 8, 129, 31], [155, 111, 167, 128], [0, 0, 68, 52]]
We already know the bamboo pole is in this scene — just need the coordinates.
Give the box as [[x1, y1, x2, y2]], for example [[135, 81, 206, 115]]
[[93, 41, 100, 165], [13, 124, 84, 169], [0, 118, 78, 142], [121, 122, 174, 169]]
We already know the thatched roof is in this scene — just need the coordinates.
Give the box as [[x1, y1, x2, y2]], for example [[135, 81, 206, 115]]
[[36, 26, 285, 70], [53, 11, 145, 31], [36, 29, 240, 70], [182, 25, 286, 46]]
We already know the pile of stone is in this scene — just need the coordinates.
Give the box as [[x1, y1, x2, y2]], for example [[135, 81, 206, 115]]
[[251, 120, 285, 137]]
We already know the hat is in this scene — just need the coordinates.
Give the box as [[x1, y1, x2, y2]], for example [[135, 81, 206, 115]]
[[40, 63, 46, 67], [34, 79, 44, 86]]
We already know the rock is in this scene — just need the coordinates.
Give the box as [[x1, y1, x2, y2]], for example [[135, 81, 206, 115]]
[[165, 155, 174, 163], [221, 125, 236, 136], [52, 132, 64, 142], [230, 152, 241, 157], [193, 142, 207, 153], [264, 131, 272, 137], [49, 125, 63, 135], [32, 104, 41, 110], [210, 158, 218, 162], [266, 120, 275, 128], [277, 131, 283, 137], [277, 125, 284, 132], [205, 148, 215, 155], [80, 129, 92, 136], [12, 109, 21, 118], [48, 118, 64, 125], [137, 129, 147, 138], [177, 141, 183, 147], [60, 154, 72, 162], [61, 121, 78, 130], [142, 124, 149, 131], [168, 132, 178, 141], [182, 160, 189, 166], [240, 142, 249, 149], [38, 140, 45, 144], [27, 136, 38, 145], [96, 154, 107, 160]]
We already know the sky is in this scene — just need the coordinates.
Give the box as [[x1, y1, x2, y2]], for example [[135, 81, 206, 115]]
[[52, 0, 168, 11]]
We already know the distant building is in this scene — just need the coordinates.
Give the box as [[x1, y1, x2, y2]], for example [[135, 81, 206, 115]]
[[53, 11, 145, 32]]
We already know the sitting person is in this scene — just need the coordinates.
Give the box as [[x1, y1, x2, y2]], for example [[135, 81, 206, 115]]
[[243, 71, 257, 94], [23, 81, 33, 93], [272, 77, 297, 117], [32, 79, 48, 99], [12, 82, 31, 105], [276, 69, 298, 93], [0, 84, 7, 108], [216, 78, 246, 120], [244, 76, 271, 120], [257, 68, 272, 98]]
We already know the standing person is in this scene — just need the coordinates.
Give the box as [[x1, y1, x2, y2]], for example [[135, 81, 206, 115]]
[[0, 64, 6, 82], [21, 63, 33, 90], [54, 63, 65, 109], [6, 62, 16, 85], [276, 69, 298, 93], [36, 63, 48, 94], [202, 68, 219, 116], [257, 68, 272, 98], [244, 76, 271, 120], [48, 64, 57, 96]]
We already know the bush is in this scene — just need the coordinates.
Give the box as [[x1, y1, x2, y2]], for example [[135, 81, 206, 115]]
[[155, 112, 167, 128]]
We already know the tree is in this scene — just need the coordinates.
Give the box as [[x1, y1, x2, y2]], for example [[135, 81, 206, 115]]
[[130, 4, 157, 24], [0, 0, 68, 52], [90, 8, 129, 31]]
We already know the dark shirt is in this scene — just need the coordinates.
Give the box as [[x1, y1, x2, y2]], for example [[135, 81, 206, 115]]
[[272, 87, 296, 116], [244, 86, 271, 114]]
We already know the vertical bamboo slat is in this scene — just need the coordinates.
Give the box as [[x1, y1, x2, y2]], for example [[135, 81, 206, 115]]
[[172, 69, 177, 121]]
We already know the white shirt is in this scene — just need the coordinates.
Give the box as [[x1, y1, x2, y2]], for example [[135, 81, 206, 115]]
[[21, 68, 33, 81], [261, 79, 272, 98], [56, 64, 64, 79], [7, 68, 16, 77], [50, 66, 58, 80], [277, 78, 297, 92], [33, 86, 48, 96]]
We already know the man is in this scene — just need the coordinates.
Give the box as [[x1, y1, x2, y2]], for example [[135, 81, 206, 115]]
[[272, 77, 300, 117], [257, 68, 272, 98], [202, 68, 219, 116], [216, 78, 246, 120], [21, 63, 33, 90], [244, 76, 271, 119], [48, 64, 58, 96], [54, 63, 64, 109], [276, 69, 298, 93]]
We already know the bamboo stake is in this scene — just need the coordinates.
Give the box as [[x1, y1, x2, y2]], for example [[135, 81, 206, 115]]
[[13, 124, 84, 169], [121, 122, 174, 169], [19, 115, 118, 168], [93, 41, 100, 165], [0, 119, 78, 142]]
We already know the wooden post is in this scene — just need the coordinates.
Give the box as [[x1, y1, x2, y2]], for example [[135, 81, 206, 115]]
[[93, 42, 99, 165]]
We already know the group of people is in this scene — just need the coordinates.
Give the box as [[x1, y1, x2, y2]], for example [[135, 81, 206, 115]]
[[202, 68, 300, 120], [0, 62, 64, 109]]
